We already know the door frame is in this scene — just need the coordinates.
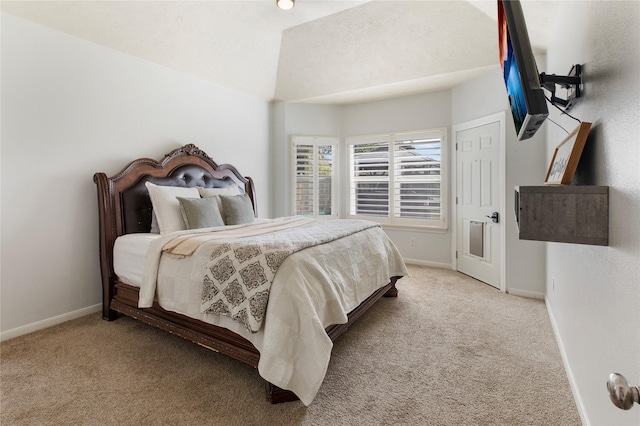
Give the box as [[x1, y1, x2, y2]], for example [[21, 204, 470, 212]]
[[451, 112, 507, 292]]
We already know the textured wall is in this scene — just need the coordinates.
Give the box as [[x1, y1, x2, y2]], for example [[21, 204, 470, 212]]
[[275, 1, 496, 102], [544, 2, 640, 424]]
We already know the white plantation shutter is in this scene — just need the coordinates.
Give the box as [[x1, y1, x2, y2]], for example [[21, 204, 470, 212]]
[[348, 129, 447, 229], [394, 135, 442, 220], [292, 136, 338, 218], [349, 139, 389, 217], [317, 144, 334, 216], [294, 143, 314, 216]]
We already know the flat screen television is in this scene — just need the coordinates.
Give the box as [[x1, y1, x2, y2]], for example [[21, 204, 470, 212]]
[[498, 0, 548, 141]]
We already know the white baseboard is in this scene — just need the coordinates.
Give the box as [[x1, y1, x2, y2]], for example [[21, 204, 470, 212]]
[[403, 258, 452, 269], [0, 304, 102, 342], [545, 297, 589, 426], [507, 288, 545, 300]]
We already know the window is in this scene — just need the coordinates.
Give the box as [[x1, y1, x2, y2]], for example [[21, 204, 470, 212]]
[[347, 129, 447, 229], [292, 136, 338, 218]]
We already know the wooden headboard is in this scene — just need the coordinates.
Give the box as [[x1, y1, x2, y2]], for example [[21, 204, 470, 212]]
[[93, 144, 256, 319]]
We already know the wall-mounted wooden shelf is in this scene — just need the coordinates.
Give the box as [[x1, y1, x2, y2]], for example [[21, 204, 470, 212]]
[[515, 185, 609, 246]]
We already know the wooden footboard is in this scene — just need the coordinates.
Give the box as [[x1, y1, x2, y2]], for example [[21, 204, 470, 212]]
[[110, 281, 261, 367], [109, 277, 399, 403]]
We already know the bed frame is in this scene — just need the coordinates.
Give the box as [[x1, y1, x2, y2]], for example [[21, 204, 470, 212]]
[[94, 144, 400, 403]]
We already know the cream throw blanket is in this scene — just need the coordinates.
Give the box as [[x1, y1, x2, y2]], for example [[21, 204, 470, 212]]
[[164, 217, 379, 333], [139, 217, 312, 308], [162, 216, 312, 258]]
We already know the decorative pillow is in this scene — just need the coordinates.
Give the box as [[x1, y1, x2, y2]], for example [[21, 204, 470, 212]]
[[177, 196, 225, 229], [145, 182, 200, 234], [197, 185, 242, 214], [219, 194, 255, 225]]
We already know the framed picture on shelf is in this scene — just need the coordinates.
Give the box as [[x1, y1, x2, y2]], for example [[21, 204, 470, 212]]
[[544, 122, 592, 185]]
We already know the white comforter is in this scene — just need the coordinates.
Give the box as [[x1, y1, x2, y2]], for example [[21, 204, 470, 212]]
[[138, 217, 407, 405]]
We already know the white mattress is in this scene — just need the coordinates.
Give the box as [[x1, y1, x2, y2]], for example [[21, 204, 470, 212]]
[[113, 233, 159, 287]]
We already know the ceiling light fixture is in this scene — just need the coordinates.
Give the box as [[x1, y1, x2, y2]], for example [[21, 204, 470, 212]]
[[276, 0, 295, 10]]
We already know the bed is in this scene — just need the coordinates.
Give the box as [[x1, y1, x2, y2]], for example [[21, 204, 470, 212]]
[[94, 144, 406, 405]]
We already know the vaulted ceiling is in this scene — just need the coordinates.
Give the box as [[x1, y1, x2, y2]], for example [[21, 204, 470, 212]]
[[1, 0, 557, 104]]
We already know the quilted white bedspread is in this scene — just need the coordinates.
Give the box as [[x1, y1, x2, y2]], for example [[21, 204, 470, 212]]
[[137, 217, 407, 405]]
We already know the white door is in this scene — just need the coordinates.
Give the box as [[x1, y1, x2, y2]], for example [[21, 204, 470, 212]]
[[454, 115, 504, 289]]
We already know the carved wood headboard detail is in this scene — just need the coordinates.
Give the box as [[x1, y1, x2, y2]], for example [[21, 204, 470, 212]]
[[93, 144, 256, 319]]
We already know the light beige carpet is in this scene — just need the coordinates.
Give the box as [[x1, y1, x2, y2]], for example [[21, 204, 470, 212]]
[[1, 265, 581, 425]]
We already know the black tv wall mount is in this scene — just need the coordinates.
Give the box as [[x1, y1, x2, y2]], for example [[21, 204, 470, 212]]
[[539, 64, 583, 111]]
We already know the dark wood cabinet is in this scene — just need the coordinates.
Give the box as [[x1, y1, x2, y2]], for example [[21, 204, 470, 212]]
[[515, 186, 609, 245]]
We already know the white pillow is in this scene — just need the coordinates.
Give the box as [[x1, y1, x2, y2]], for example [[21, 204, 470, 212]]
[[197, 185, 242, 211], [145, 182, 200, 234], [197, 184, 241, 198], [150, 210, 160, 233]]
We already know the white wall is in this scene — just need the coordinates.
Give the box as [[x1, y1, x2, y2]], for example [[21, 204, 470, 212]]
[[1, 14, 270, 335], [451, 65, 547, 297], [272, 92, 453, 267], [544, 2, 640, 425], [270, 102, 343, 218], [342, 91, 452, 267]]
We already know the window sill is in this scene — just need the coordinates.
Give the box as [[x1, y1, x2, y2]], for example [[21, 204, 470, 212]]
[[381, 224, 449, 234], [344, 214, 448, 233]]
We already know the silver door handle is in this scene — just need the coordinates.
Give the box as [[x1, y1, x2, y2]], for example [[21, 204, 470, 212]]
[[607, 373, 640, 410], [485, 211, 499, 223]]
